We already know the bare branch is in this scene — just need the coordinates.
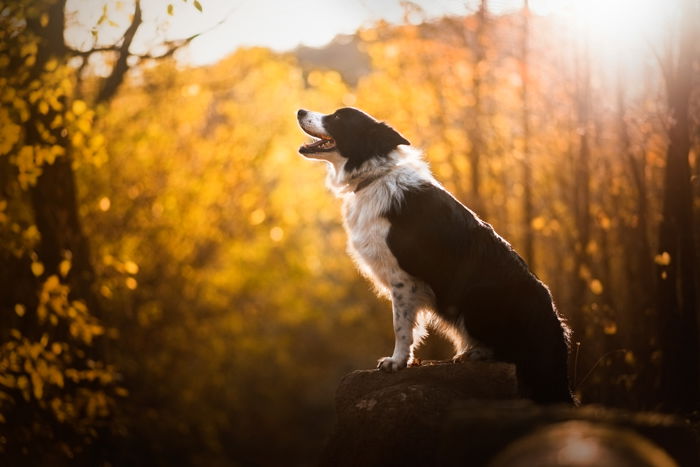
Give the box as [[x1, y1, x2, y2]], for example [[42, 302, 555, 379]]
[[94, 0, 143, 105], [68, 45, 121, 57], [78, 2, 237, 105], [136, 6, 236, 61], [74, 55, 89, 99], [134, 34, 203, 61]]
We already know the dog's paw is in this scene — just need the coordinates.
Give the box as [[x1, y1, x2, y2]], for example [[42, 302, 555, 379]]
[[452, 352, 467, 363], [453, 347, 494, 363], [468, 347, 495, 361], [377, 356, 407, 372], [408, 357, 422, 367]]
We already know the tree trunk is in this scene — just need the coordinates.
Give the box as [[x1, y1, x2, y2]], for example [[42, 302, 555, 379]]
[[467, 0, 487, 218], [570, 37, 592, 342], [616, 73, 658, 407], [520, 0, 535, 269], [23, 0, 101, 315], [655, 0, 699, 412]]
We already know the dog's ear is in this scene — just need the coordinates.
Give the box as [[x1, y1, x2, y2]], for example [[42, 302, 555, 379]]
[[369, 122, 410, 155]]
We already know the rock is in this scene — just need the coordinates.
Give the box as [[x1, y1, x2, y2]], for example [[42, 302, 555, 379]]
[[489, 420, 678, 467], [437, 401, 699, 466], [335, 360, 518, 415], [321, 361, 518, 467], [321, 361, 700, 467]]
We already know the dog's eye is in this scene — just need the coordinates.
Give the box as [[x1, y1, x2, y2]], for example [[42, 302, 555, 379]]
[[333, 114, 340, 120]]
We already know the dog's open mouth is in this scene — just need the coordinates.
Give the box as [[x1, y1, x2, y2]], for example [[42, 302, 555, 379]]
[[299, 126, 336, 154], [300, 137, 336, 154]]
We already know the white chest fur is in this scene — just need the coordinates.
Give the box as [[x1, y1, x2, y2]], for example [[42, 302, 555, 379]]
[[342, 188, 397, 297], [337, 148, 437, 297]]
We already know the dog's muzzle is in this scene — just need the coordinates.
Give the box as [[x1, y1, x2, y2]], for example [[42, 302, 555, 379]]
[[297, 109, 337, 155]]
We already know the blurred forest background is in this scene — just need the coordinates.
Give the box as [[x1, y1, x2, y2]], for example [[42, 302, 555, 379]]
[[0, 0, 699, 465]]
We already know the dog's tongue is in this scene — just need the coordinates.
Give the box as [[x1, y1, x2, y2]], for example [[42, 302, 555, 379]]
[[304, 139, 328, 149], [301, 138, 335, 152]]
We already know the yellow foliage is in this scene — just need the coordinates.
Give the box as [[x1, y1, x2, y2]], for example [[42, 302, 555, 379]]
[[98, 196, 111, 211], [0, 108, 21, 155], [123, 260, 139, 275], [19, 41, 37, 58], [0, 374, 15, 389], [269, 226, 284, 242], [30, 261, 44, 277], [249, 208, 266, 225], [531, 216, 546, 231], [589, 279, 604, 295], [72, 99, 87, 115], [125, 277, 137, 290], [602, 320, 618, 335], [59, 259, 71, 277], [13, 145, 41, 188], [31, 373, 43, 399], [654, 251, 671, 266]]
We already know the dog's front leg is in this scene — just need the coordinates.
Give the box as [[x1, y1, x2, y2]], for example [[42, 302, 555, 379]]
[[377, 284, 418, 372]]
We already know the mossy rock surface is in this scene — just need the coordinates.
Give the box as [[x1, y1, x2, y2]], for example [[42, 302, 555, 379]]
[[321, 362, 700, 467]]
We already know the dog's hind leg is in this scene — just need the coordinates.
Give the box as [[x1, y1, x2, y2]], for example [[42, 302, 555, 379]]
[[433, 314, 494, 363], [453, 345, 495, 363], [453, 325, 495, 362]]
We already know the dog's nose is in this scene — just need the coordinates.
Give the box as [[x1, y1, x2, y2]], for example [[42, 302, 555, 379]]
[[297, 109, 307, 118]]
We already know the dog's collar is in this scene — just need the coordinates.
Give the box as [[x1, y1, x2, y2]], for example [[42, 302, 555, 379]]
[[353, 173, 384, 193]]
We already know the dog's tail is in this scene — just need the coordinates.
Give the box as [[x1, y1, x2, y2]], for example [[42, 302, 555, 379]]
[[461, 281, 576, 404], [516, 354, 576, 405], [515, 306, 576, 405]]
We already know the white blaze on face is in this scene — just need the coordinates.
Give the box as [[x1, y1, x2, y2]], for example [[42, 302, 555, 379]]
[[298, 110, 328, 138], [297, 110, 340, 166]]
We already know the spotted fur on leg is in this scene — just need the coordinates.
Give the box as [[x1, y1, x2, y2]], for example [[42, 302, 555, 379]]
[[377, 281, 428, 372]]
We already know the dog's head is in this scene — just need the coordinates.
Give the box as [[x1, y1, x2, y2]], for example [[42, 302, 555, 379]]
[[297, 107, 410, 172]]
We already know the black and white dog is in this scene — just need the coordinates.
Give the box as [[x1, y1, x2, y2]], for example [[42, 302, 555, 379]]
[[297, 107, 573, 404]]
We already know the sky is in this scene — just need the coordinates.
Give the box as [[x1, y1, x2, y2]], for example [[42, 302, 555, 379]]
[[66, 0, 478, 65], [64, 0, 675, 67], [179, 0, 471, 64]]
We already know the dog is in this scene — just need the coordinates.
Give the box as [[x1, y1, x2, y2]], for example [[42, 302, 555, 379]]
[[297, 107, 573, 404]]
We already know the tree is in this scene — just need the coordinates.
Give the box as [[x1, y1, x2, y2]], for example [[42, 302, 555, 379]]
[[655, 0, 699, 412], [466, 0, 489, 217], [520, 0, 535, 269], [0, 0, 214, 463], [569, 19, 593, 349], [1, 3, 113, 462]]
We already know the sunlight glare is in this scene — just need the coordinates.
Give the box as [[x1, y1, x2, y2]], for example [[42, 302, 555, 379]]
[[565, 0, 670, 52]]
